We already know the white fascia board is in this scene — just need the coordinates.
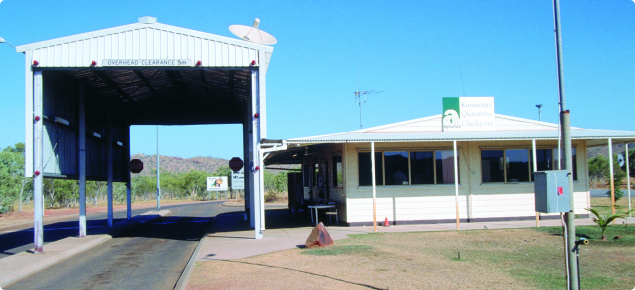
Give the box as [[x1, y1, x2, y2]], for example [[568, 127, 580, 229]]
[[16, 22, 273, 54]]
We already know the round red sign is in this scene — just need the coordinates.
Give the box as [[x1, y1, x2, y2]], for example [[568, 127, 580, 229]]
[[129, 159, 144, 173], [229, 157, 244, 172]]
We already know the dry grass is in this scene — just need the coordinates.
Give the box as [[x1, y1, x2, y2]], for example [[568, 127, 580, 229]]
[[590, 196, 634, 216], [0, 199, 200, 229]]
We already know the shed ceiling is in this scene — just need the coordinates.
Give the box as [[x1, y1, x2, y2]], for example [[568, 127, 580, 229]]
[[49, 67, 251, 125]]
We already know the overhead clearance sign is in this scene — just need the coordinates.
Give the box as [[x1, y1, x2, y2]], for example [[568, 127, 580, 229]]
[[442, 97, 495, 132], [102, 59, 193, 66]]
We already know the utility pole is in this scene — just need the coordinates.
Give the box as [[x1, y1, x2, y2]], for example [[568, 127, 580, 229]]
[[536, 104, 543, 121], [553, 0, 578, 289], [354, 90, 382, 129]]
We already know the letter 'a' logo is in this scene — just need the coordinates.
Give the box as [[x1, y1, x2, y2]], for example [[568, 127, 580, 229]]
[[443, 109, 460, 126], [442, 97, 461, 131]]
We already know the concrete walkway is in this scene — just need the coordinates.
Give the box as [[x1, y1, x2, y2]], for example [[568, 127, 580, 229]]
[[196, 209, 599, 261], [0, 210, 170, 287]]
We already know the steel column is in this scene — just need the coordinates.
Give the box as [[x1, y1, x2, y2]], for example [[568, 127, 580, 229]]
[[33, 70, 44, 253], [371, 142, 377, 233], [257, 56, 266, 232], [627, 144, 632, 217], [156, 125, 161, 212], [453, 140, 460, 230], [532, 139, 539, 227], [79, 81, 87, 237], [608, 138, 615, 215], [243, 113, 251, 225], [251, 68, 263, 239], [127, 125, 132, 221], [106, 102, 113, 227]]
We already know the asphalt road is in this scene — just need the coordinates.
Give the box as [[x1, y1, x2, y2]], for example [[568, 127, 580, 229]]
[[5, 201, 239, 290], [0, 205, 162, 260]]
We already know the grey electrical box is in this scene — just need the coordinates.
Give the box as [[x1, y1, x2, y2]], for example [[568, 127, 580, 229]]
[[534, 170, 571, 213]]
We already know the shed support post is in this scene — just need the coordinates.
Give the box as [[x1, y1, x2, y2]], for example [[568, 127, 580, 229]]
[[453, 140, 459, 230], [127, 125, 132, 221], [532, 139, 539, 227], [627, 143, 632, 217], [257, 54, 266, 232], [251, 68, 263, 239], [243, 117, 251, 226], [106, 102, 113, 227], [608, 138, 615, 215], [371, 142, 377, 233], [33, 70, 44, 253], [79, 81, 87, 237]]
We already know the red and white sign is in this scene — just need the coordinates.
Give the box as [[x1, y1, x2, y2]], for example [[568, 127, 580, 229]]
[[129, 159, 144, 173], [229, 157, 244, 172]]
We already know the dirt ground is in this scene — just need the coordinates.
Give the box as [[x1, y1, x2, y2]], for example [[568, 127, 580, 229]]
[[187, 225, 634, 290], [187, 229, 562, 290]]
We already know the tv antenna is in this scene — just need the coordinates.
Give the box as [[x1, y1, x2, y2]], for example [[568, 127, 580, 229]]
[[535, 104, 543, 121], [354, 90, 383, 129], [229, 18, 277, 45]]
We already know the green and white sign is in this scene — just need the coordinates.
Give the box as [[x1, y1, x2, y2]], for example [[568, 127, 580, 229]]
[[442, 97, 495, 132]]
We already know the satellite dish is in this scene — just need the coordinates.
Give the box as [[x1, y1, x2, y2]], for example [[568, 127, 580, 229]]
[[618, 154, 625, 167], [229, 18, 277, 45]]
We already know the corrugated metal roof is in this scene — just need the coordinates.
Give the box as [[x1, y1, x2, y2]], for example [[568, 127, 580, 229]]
[[286, 114, 635, 146], [288, 129, 635, 143], [15, 16, 273, 73]]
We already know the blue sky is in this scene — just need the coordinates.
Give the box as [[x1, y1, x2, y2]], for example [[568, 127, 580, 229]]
[[1, 1, 634, 159]]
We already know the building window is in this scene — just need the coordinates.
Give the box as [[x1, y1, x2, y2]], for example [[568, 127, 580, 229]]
[[481, 150, 505, 182], [359, 150, 458, 186], [482, 147, 577, 183], [384, 151, 409, 185], [332, 154, 343, 187], [436, 150, 458, 184], [530, 149, 552, 181], [358, 152, 383, 186], [505, 149, 530, 182], [411, 151, 434, 184]]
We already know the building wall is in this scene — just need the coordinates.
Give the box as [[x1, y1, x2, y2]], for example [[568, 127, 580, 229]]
[[342, 140, 589, 225]]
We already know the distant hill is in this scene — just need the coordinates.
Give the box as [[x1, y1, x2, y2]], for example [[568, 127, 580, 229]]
[[131, 154, 228, 176], [587, 143, 634, 160], [130, 153, 299, 177]]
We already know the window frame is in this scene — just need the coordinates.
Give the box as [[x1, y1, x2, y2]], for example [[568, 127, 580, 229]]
[[480, 146, 578, 184], [357, 148, 459, 187]]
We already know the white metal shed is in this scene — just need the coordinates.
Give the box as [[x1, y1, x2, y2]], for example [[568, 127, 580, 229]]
[[17, 16, 274, 252]]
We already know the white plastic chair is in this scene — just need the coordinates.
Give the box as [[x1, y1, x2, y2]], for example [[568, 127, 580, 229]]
[[325, 201, 339, 225]]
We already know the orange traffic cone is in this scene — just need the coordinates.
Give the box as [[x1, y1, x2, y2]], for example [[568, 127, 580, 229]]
[[383, 217, 390, 227]]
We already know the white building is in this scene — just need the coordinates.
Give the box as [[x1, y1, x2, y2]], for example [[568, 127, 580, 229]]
[[266, 113, 635, 226]]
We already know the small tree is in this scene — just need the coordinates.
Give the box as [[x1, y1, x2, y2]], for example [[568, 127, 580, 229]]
[[586, 208, 627, 240], [588, 155, 609, 188]]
